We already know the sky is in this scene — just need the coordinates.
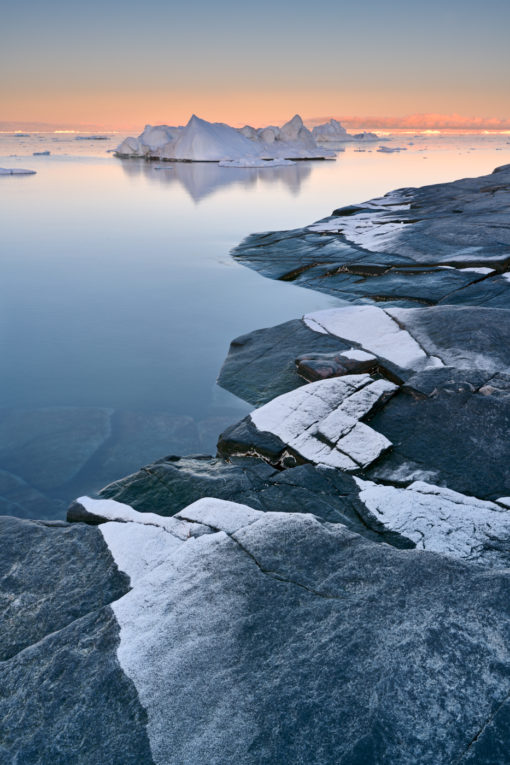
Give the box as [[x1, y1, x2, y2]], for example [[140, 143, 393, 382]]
[[2, 0, 510, 130]]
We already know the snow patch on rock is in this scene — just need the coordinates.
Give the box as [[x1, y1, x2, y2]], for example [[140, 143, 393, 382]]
[[250, 375, 397, 470], [304, 306, 443, 371], [308, 191, 412, 252], [96, 496, 282, 764], [355, 479, 510, 567]]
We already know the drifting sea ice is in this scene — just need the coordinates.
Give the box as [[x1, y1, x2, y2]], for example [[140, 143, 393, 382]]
[[0, 167, 36, 175]]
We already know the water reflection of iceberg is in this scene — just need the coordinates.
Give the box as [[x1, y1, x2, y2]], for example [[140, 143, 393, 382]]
[[118, 158, 313, 203]]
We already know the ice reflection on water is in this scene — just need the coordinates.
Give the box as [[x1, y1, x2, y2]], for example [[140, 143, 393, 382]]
[[119, 158, 313, 202]]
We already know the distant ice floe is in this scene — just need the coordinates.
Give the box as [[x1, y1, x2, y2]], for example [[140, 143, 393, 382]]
[[75, 135, 109, 140], [33, 151, 50, 156], [116, 114, 335, 162], [377, 146, 407, 153], [312, 119, 380, 143], [218, 158, 296, 168], [0, 167, 36, 175]]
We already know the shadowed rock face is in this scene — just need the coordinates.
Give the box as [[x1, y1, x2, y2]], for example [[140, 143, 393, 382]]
[[0, 516, 153, 764], [231, 164, 510, 308]]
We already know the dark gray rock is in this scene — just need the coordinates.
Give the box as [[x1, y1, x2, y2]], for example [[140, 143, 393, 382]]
[[231, 164, 510, 307], [50, 505, 510, 763], [97, 454, 409, 547], [0, 516, 128, 660], [218, 315, 412, 407], [386, 305, 510, 373], [216, 306, 510, 499], [0, 516, 152, 764], [366, 365, 510, 498], [218, 318, 351, 406], [0, 607, 153, 765]]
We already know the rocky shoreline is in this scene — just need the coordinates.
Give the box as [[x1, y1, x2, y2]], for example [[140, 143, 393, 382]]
[[2, 165, 510, 764]]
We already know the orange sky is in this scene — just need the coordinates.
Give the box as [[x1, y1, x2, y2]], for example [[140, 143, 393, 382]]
[[3, 0, 510, 131]]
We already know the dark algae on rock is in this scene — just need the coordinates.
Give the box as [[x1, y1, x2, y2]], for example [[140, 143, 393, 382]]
[[2, 165, 510, 764]]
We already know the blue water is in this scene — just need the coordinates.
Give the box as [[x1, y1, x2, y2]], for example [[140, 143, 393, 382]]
[[1, 132, 509, 516]]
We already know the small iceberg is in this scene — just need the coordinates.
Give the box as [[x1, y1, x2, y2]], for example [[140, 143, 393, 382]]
[[351, 131, 380, 142], [33, 151, 50, 156], [75, 135, 109, 140], [0, 167, 37, 175], [312, 119, 350, 142], [312, 119, 381, 143], [116, 114, 335, 162]]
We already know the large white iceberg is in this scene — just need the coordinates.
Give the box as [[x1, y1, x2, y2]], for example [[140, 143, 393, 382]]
[[116, 114, 335, 162]]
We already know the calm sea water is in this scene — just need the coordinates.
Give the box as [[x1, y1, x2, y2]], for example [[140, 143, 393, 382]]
[[1, 130, 509, 517]]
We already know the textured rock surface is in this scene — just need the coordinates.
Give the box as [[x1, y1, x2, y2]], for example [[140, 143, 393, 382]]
[[231, 164, 510, 308], [355, 478, 510, 567], [217, 318, 352, 406], [366, 366, 510, 498], [9, 498, 510, 764], [218, 305, 510, 498], [97, 454, 409, 546], [219, 375, 397, 471], [0, 516, 152, 764]]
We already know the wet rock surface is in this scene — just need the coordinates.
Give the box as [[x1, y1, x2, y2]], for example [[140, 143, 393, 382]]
[[231, 164, 510, 308]]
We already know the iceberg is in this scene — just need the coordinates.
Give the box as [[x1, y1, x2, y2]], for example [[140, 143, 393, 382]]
[[312, 119, 350, 142], [312, 119, 380, 143], [116, 114, 335, 162]]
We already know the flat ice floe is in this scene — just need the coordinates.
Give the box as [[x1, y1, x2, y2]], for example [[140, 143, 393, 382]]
[[377, 145, 407, 153], [0, 167, 36, 175], [218, 158, 296, 168], [116, 114, 335, 162], [250, 374, 397, 470]]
